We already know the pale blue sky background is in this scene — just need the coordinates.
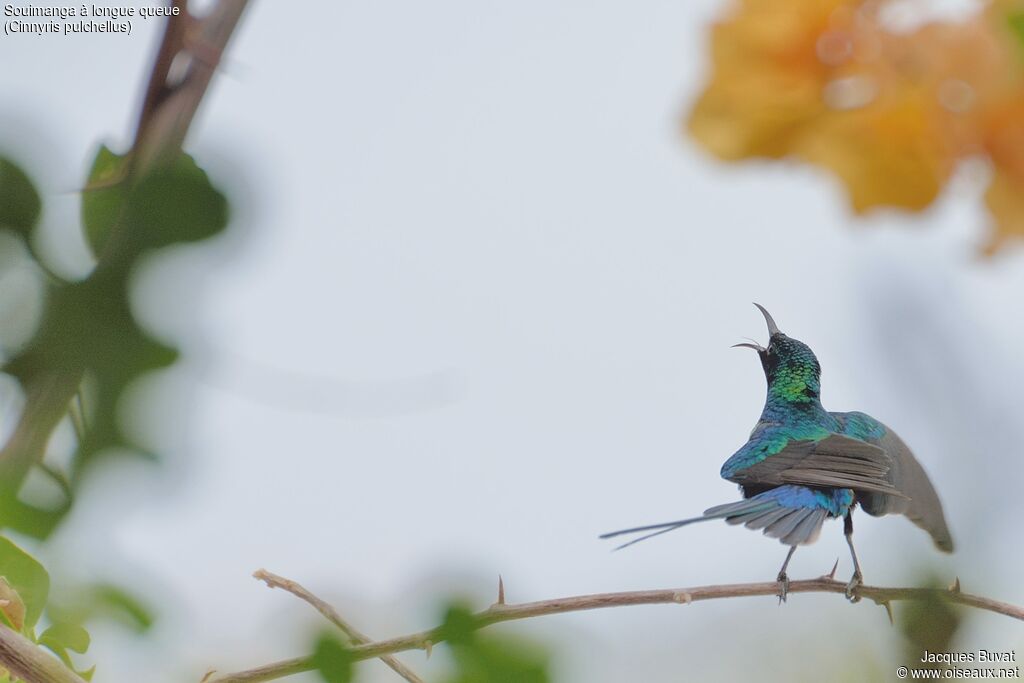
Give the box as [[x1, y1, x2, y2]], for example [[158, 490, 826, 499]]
[[1, 1, 1022, 681]]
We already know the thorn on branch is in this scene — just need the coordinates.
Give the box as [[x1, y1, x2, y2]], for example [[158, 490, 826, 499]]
[[826, 559, 839, 580], [882, 601, 894, 625], [950, 577, 961, 594], [497, 575, 505, 606]]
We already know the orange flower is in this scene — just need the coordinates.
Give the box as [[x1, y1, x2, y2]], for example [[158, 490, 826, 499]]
[[981, 97, 1024, 252], [688, 0, 864, 159], [976, 3, 1024, 250], [687, 0, 1024, 251]]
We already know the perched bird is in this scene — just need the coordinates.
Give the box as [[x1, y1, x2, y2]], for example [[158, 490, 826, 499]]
[[601, 304, 953, 600]]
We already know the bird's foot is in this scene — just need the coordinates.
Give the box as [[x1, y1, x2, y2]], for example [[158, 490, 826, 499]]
[[845, 572, 863, 603], [776, 571, 790, 604]]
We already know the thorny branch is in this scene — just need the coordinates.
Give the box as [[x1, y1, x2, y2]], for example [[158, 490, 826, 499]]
[[204, 573, 1024, 683]]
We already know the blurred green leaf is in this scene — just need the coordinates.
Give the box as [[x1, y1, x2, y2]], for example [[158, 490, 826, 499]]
[[83, 146, 228, 260], [444, 639, 550, 683], [40, 621, 90, 654], [121, 152, 228, 252], [438, 603, 550, 683], [39, 622, 96, 683], [0, 149, 228, 538], [48, 582, 155, 634], [69, 149, 227, 471], [438, 604, 481, 646], [0, 536, 49, 629], [0, 158, 42, 239], [86, 583, 154, 632], [81, 146, 128, 257], [3, 270, 178, 491], [310, 632, 354, 683], [1008, 12, 1024, 48], [899, 575, 962, 672]]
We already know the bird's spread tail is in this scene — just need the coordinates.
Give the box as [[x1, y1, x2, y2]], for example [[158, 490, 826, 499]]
[[600, 485, 844, 551]]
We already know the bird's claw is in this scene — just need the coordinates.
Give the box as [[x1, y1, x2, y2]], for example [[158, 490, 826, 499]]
[[845, 572, 863, 602], [776, 572, 790, 604]]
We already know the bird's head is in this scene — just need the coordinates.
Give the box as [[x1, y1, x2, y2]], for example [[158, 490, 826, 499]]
[[734, 304, 822, 403]]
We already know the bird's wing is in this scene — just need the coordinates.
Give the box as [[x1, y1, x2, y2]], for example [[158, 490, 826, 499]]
[[729, 434, 902, 495], [853, 424, 954, 552]]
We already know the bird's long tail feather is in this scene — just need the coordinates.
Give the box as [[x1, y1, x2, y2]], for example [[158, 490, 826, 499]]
[[599, 515, 717, 550], [600, 487, 835, 550]]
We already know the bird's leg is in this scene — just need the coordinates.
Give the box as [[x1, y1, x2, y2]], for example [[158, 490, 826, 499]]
[[776, 545, 797, 603], [844, 512, 863, 602]]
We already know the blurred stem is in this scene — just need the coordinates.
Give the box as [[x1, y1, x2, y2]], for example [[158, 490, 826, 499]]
[[0, 624, 87, 683], [129, 0, 249, 175], [0, 369, 83, 496], [69, 390, 86, 443], [206, 576, 1024, 683]]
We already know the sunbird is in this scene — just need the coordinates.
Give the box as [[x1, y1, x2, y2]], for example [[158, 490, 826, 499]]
[[601, 304, 953, 599]]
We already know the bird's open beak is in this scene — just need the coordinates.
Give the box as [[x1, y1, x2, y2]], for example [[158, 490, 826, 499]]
[[731, 303, 782, 352], [752, 302, 781, 337]]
